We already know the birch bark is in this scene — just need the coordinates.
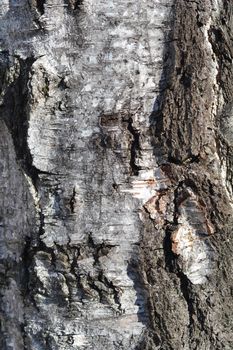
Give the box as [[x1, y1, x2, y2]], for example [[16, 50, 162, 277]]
[[0, 1, 232, 349]]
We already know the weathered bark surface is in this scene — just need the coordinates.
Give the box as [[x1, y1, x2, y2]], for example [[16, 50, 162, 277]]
[[0, 1, 232, 349]]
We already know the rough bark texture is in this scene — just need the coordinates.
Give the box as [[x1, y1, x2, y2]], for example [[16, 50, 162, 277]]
[[0, 1, 232, 349]]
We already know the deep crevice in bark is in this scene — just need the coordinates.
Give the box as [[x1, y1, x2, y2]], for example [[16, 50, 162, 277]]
[[69, 187, 76, 213], [0, 55, 41, 188], [65, 0, 83, 11], [177, 272, 195, 338], [36, 0, 45, 15], [73, 0, 83, 10], [126, 116, 141, 176]]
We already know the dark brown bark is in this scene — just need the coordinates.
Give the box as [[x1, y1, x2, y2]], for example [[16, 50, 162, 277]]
[[139, 1, 233, 349]]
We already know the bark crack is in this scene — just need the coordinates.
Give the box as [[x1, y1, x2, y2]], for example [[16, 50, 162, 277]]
[[69, 187, 76, 214], [35, 0, 45, 15], [126, 117, 140, 176]]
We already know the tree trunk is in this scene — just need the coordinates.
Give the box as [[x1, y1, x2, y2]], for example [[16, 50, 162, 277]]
[[0, 0, 232, 349]]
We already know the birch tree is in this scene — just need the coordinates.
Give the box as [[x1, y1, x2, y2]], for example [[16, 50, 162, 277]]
[[0, 0, 232, 349]]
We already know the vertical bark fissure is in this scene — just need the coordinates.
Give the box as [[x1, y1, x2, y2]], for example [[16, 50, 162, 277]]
[[35, 0, 45, 15], [126, 117, 141, 176]]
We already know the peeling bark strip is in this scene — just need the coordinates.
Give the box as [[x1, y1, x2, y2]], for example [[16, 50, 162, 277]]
[[0, 0, 233, 350], [171, 188, 215, 284]]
